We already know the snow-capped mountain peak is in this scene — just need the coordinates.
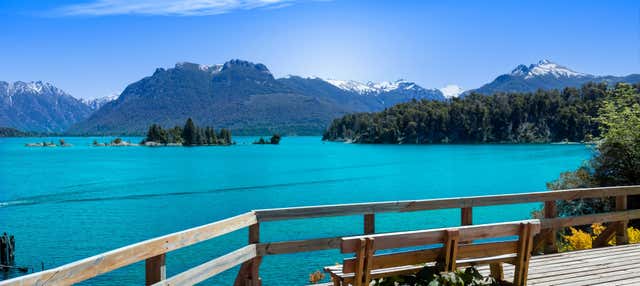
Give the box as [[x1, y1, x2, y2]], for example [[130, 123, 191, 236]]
[[2, 81, 69, 97], [81, 93, 120, 110], [510, 60, 591, 79], [325, 79, 377, 94], [439, 84, 464, 99], [326, 79, 428, 94]]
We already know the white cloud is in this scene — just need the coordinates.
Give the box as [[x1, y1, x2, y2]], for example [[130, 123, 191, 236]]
[[56, 0, 303, 16], [439, 84, 464, 98]]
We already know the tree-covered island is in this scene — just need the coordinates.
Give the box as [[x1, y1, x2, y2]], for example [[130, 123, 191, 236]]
[[142, 118, 233, 146], [253, 134, 281, 145], [323, 82, 639, 144]]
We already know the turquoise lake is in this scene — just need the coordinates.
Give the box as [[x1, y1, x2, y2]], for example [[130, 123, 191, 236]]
[[0, 137, 592, 285]]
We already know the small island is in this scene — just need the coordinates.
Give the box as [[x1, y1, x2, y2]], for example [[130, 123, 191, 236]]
[[142, 118, 233, 146], [92, 137, 138, 147], [253, 134, 281, 145], [25, 139, 73, 147]]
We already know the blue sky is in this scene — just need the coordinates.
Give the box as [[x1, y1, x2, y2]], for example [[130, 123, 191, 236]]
[[0, 0, 638, 99]]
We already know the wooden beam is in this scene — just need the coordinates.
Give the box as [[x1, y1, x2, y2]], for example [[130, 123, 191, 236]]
[[255, 186, 640, 221], [489, 263, 504, 281], [443, 230, 459, 272], [353, 239, 367, 286], [541, 209, 640, 230], [362, 238, 375, 286], [145, 254, 166, 286], [461, 207, 473, 226], [152, 245, 257, 286], [342, 220, 540, 253], [461, 207, 472, 244], [543, 201, 558, 254], [235, 223, 262, 286], [0, 211, 257, 286], [616, 196, 629, 245], [364, 214, 375, 235], [593, 223, 618, 248], [257, 236, 343, 255], [514, 223, 533, 286]]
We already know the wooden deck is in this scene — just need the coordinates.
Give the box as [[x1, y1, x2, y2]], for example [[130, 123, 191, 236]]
[[477, 243, 640, 285]]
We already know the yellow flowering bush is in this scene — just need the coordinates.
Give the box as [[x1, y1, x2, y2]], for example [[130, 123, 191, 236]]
[[561, 223, 640, 251]]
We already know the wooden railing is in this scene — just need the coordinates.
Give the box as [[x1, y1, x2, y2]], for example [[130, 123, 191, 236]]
[[2, 186, 640, 286]]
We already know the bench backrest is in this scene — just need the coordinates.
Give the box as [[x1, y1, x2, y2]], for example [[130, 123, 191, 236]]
[[340, 220, 541, 286]]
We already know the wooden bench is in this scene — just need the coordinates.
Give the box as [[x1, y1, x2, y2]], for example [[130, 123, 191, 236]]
[[324, 220, 541, 286]]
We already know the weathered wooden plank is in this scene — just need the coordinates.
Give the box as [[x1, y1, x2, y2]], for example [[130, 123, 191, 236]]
[[443, 229, 459, 272], [235, 223, 262, 286], [341, 220, 539, 253], [457, 241, 518, 259], [153, 244, 257, 286], [461, 207, 473, 226], [257, 236, 344, 255], [353, 239, 367, 286], [542, 201, 557, 254], [255, 186, 640, 221], [489, 263, 504, 281], [362, 238, 375, 286], [616, 195, 629, 245], [593, 222, 618, 247], [540, 209, 640, 230], [145, 254, 166, 286], [343, 248, 440, 274], [0, 211, 257, 286], [364, 214, 375, 235]]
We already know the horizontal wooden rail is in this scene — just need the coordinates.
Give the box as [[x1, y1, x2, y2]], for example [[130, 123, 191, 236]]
[[255, 186, 640, 221], [152, 244, 257, 286], [541, 209, 640, 230], [341, 220, 541, 253], [0, 212, 256, 286], [257, 236, 345, 256]]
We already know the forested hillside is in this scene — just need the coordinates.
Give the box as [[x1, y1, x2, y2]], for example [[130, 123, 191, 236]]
[[323, 83, 639, 144]]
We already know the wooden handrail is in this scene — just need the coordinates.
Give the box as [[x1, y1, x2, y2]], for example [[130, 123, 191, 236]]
[[152, 244, 257, 286], [255, 186, 640, 221], [0, 212, 257, 286], [2, 185, 640, 286]]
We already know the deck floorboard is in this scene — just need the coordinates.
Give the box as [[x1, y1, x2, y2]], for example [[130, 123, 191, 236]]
[[477, 244, 640, 285]]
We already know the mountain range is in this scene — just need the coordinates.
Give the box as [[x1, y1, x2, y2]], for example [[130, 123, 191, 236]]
[[0, 81, 92, 132], [1, 59, 638, 135], [67, 60, 445, 135], [466, 59, 640, 96]]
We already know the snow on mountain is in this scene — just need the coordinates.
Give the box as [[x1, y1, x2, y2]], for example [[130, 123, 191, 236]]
[[510, 59, 591, 79], [325, 79, 432, 95], [3, 81, 68, 97], [81, 93, 120, 110], [325, 79, 377, 94], [439, 84, 464, 99]]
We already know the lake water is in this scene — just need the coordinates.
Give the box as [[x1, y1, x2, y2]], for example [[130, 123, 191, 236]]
[[0, 137, 591, 285]]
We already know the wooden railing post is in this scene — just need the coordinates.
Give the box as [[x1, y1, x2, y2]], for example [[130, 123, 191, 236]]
[[460, 207, 472, 244], [543, 201, 557, 253], [364, 214, 375, 234], [461, 207, 472, 226], [616, 195, 629, 245], [145, 253, 166, 286], [235, 223, 262, 286]]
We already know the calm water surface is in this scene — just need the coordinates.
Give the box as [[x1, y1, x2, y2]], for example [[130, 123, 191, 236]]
[[0, 137, 591, 285]]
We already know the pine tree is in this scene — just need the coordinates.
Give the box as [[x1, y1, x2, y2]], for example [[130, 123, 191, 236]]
[[182, 118, 198, 146], [270, 134, 281, 144]]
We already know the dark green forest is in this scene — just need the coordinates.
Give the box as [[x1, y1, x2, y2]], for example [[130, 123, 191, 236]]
[[0, 127, 30, 137], [323, 82, 640, 144], [143, 118, 232, 146]]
